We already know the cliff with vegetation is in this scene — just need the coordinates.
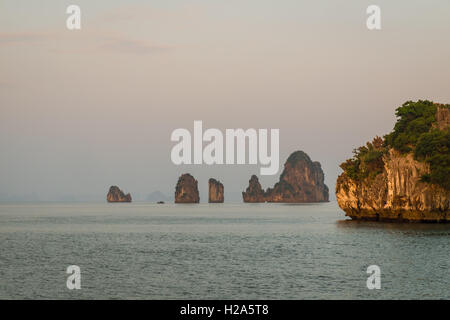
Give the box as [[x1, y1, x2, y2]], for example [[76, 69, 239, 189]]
[[336, 100, 450, 222]]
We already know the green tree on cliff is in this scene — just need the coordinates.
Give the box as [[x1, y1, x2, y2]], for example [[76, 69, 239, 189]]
[[384, 100, 438, 153], [339, 136, 385, 181], [340, 100, 449, 190]]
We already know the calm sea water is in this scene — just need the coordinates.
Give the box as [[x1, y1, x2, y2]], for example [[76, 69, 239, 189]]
[[0, 202, 448, 299]]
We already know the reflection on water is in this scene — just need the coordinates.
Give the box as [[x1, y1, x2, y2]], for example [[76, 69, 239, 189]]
[[336, 219, 450, 234], [0, 202, 449, 299]]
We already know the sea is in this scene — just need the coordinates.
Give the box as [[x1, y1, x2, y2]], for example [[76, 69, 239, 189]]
[[0, 202, 448, 299]]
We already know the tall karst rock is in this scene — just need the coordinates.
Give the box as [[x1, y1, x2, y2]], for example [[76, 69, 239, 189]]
[[266, 151, 329, 202], [107, 186, 132, 202], [175, 173, 200, 203], [242, 151, 329, 203], [242, 175, 266, 202], [209, 178, 224, 203]]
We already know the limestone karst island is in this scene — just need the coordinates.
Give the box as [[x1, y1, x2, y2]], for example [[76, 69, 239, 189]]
[[170, 151, 329, 204], [105, 101, 449, 224], [175, 173, 200, 203], [243, 151, 329, 203], [106, 186, 132, 203], [208, 178, 224, 203], [173, 175, 224, 203], [336, 100, 449, 222]]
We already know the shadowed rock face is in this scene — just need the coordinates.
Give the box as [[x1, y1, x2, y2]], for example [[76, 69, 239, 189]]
[[242, 151, 329, 203], [266, 151, 329, 202], [107, 186, 132, 202], [209, 178, 224, 203], [175, 173, 200, 203]]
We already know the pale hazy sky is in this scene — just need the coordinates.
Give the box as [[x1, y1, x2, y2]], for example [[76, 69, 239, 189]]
[[1, 0, 450, 201]]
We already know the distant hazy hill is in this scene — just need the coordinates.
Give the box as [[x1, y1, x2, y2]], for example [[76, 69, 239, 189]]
[[146, 191, 172, 202]]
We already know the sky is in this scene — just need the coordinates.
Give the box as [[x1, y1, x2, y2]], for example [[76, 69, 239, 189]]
[[1, 0, 450, 202]]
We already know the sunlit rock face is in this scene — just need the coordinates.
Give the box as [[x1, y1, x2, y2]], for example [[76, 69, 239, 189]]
[[336, 149, 450, 222], [209, 178, 224, 203], [107, 186, 132, 202], [175, 173, 200, 203]]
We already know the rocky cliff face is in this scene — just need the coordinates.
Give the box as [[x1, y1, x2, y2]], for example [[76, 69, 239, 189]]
[[336, 149, 449, 222], [266, 151, 329, 202], [336, 103, 450, 222], [209, 178, 224, 203], [175, 173, 200, 203], [242, 151, 329, 203], [434, 105, 450, 130], [107, 186, 132, 202], [242, 175, 266, 202]]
